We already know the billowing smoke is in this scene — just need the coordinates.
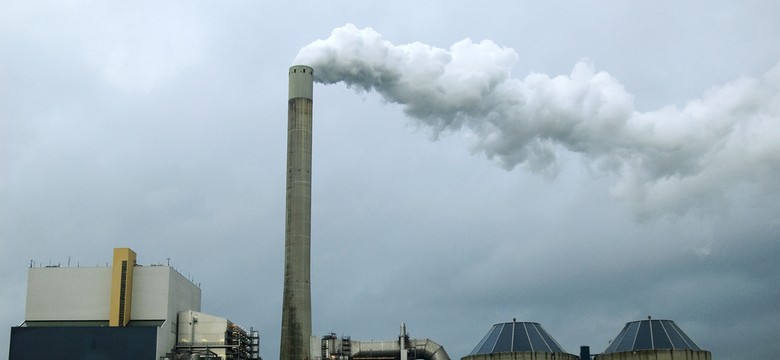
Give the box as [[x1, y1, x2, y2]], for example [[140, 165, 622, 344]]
[[294, 24, 780, 218]]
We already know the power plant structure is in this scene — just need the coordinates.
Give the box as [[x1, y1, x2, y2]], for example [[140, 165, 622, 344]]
[[9, 248, 259, 359], [280, 65, 314, 360], [6, 65, 713, 360]]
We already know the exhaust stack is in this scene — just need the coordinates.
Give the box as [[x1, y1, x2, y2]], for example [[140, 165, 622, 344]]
[[281, 65, 314, 360]]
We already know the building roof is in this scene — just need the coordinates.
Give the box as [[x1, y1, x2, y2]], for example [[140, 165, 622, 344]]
[[602, 319, 703, 354], [469, 321, 568, 355]]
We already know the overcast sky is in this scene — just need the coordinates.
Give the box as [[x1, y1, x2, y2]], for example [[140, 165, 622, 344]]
[[2, 1, 779, 359]]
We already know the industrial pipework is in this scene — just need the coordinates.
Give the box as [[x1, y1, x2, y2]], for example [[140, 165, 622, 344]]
[[319, 323, 451, 360]]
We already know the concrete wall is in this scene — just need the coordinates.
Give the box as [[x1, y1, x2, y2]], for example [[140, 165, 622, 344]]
[[131, 266, 201, 320], [26, 267, 111, 321], [131, 266, 201, 357], [462, 352, 578, 360], [595, 350, 712, 360], [25, 265, 199, 322], [130, 266, 172, 320], [166, 266, 202, 320]]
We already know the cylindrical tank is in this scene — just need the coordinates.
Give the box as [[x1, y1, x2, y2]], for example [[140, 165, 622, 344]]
[[462, 321, 578, 360], [280, 65, 314, 360], [596, 319, 711, 360], [596, 349, 711, 360]]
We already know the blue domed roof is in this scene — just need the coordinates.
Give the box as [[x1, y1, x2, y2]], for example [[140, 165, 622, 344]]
[[469, 321, 568, 355], [603, 319, 703, 354]]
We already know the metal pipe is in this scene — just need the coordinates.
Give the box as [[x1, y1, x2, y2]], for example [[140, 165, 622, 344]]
[[350, 338, 450, 360]]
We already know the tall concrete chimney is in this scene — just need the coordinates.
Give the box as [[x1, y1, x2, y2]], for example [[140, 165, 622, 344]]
[[281, 65, 314, 360]]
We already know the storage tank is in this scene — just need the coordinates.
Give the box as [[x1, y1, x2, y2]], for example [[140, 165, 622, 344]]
[[462, 320, 577, 360], [595, 318, 711, 360]]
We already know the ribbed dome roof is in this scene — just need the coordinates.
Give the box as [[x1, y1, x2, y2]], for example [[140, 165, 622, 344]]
[[469, 321, 568, 355], [603, 319, 703, 354]]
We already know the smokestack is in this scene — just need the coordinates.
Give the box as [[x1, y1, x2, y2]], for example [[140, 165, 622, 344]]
[[281, 65, 314, 360]]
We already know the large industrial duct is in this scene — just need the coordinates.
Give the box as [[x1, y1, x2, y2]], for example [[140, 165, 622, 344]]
[[319, 324, 450, 360], [350, 339, 450, 360]]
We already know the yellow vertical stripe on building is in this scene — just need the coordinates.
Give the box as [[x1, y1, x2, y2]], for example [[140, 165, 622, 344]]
[[109, 248, 136, 326]]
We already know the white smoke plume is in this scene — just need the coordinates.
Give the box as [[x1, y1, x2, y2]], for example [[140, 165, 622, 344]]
[[295, 24, 780, 218]]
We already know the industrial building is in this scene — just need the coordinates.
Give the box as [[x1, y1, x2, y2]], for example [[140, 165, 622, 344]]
[[9, 248, 259, 360], [177, 310, 260, 359]]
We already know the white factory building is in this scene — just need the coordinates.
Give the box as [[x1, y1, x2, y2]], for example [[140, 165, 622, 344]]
[[10, 248, 259, 360]]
